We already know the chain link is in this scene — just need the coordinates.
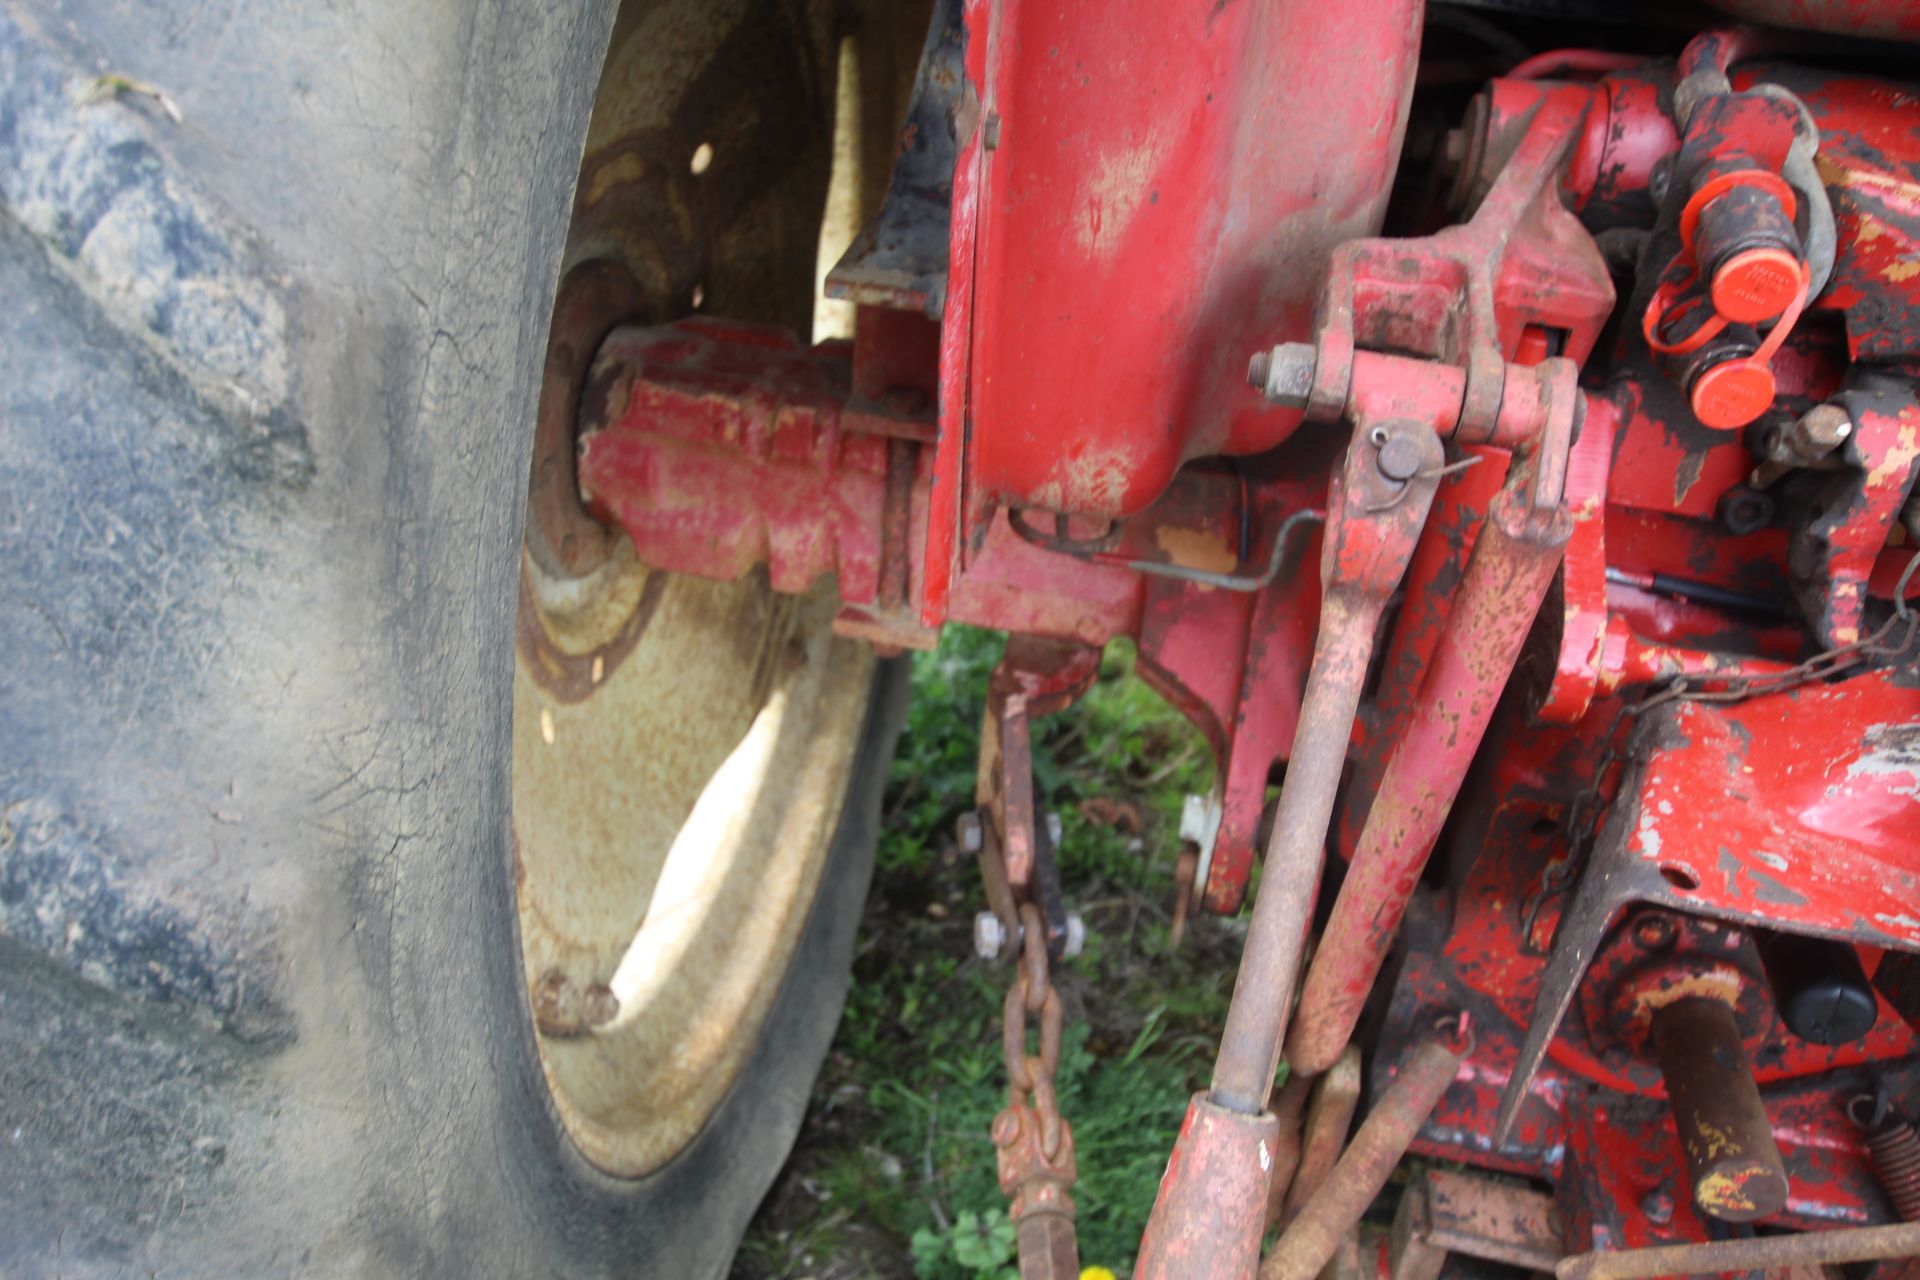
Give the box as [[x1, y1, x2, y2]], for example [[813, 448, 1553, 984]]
[[1001, 903, 1066, 1156], [993, 901, 1080, 1279], [1633, 550, 1920, 716]]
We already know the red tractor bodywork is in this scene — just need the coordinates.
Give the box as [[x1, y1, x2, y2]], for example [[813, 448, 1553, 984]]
[[559, 0, 1920, 1271]]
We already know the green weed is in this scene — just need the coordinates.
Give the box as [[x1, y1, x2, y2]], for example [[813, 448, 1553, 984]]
[[739, 626, 1236, 1280]]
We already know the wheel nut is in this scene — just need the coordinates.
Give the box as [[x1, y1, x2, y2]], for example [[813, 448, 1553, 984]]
[[974, 911, 1008, 960]]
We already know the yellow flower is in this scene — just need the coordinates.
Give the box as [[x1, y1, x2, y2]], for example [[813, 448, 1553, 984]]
[[1080, 1269, 1118, 1280]]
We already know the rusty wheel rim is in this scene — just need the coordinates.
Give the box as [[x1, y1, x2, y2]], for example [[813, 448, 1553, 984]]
[[513, 543, 872, 1177], [508, 0, 868, 1178]]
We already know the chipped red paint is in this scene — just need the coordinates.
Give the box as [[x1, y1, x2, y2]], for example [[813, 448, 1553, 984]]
[[560, 16, 1920, 1265], [955, 0, 1423, 525], [1132, 1095, 1282, 1280], [1289, 479, 1574, 1078]]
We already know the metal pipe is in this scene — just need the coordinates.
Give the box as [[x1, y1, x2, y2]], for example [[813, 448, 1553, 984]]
[[1259, 1036, 1464, 1280], [1138, 423, 1441, 1278], [1263, 1072, 1316, 1230], [1649, 996, 1789, 1223], [1287, 488, 1571, 1076], [1207, 422, 1444, 1115], [1282, 1046, 1364, 1223], [1210, 586, 1387, 1112], [1133, 1095, 1283, 1280], [1555, 1222, 1920, 1279]]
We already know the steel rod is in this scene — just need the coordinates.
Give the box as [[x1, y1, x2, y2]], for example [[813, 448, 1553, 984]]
[[1259, 1037, 1464, 1280], [1288, 489, 1570, 1076], [1210, 588, 1389, 1113], [1555, 1221, 1920, 1278]]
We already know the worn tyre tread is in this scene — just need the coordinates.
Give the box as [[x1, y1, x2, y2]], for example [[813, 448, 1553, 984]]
[[0, 2, 895, 1275]]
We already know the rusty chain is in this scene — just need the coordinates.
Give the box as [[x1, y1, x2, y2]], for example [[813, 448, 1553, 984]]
[[1632, 549, 1920, 715], [992, 900, 1081, 1279]]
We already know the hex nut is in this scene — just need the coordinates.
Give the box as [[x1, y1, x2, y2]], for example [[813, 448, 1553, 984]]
[[1250, 342, 1316, 409], [1179, 794, 1211, 843], [974, 911, 1007, 960], [1717, 485, 1775, 535]]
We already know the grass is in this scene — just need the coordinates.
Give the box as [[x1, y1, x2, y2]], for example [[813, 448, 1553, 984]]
[[734, 626, 1251, 1279]]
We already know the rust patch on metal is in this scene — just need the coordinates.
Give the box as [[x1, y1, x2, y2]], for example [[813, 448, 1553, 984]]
[[1154, 524, 1239, 575], [515, 558, 668, 703]]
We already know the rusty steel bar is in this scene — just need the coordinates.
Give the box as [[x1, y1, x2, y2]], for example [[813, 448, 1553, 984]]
[[1139, 423, 1441, 1279], [1287, 485, 1572, 1077], [1649, 996, 1790, 1223], [1208, 583, 1379, 1109], [1132, 1094, 1283, 1280], [1282, 1046, 1364, 1224], [1264, 1072, 1316, 1230], [1207, 424, 1445, 1115], [1554, 1222, 1920, 1279], [1259, 1037, 1465, 1280]]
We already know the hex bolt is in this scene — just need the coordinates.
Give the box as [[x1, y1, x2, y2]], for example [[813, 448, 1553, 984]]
[[531, 968, 618, 1036], [1632, 914, 1677, 952], [1796, 403, 1853, 455], [1376, 431, 1427, 483], [975, 911, 1008, 960], [1062, 914, 1086, 959], [1754, 403, 1856, 489], [582, 983, 620, 1028], [957, 810, 984, 854], [1717, 485, 1776, 535], [1249, 342, 1317, 409]]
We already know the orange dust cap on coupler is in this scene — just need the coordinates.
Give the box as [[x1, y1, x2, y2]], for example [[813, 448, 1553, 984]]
[[1711, 246, 1802, 325], [1691, 359, 1776, 430]]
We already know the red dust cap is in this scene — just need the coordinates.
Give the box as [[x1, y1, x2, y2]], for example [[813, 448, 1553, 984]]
[[1711, 247, 1803, 325], [1691, 359, 1776, 430]]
